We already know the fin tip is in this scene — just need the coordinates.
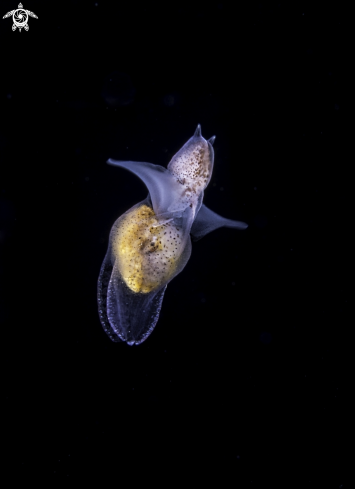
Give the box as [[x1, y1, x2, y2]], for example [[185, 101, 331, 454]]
[[194, 124, 202, 137]]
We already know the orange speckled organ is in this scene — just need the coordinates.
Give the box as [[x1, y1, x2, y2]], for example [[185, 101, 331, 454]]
[[112, 205, 184, 293]]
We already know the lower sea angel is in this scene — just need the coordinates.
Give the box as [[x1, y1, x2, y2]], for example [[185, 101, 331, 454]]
[[97, 125, 248, 345]]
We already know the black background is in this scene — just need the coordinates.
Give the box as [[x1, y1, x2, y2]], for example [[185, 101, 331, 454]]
[[0, 1, 350, 486]]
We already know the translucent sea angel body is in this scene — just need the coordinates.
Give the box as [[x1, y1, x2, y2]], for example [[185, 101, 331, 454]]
[[97, 125, 248, 345]]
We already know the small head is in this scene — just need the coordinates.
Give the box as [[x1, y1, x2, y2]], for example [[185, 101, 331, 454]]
[[168, 125, 215, 195]]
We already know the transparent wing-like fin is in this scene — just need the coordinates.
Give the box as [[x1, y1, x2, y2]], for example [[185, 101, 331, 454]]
[[107, 159, 186, 216], [190, 204, 248, 241]]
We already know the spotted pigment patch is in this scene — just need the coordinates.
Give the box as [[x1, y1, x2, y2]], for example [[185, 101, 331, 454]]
[[112, 205, 184, 293], [168, 144, 211, 197]]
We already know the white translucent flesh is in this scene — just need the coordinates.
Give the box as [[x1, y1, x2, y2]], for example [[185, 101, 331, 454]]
[[106, 261, 168, 345], [97, 246, 122, 342]]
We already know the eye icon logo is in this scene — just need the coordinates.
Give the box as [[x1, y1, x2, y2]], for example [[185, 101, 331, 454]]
[[3, 3, 38, 32]]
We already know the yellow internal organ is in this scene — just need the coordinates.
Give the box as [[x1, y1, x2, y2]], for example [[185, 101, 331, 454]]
[[113, 205, 182, 293]]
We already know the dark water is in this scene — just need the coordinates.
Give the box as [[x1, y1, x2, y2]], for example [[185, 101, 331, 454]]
[[0, 1, 350, 485]]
